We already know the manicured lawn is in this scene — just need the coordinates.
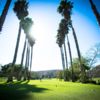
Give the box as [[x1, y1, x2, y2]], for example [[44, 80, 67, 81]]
[[0, 79, 100, 100]]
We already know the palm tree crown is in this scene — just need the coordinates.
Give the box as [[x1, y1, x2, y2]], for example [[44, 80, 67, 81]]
[[21, 17, 33, 34], [57, 0, 73, 20], [13, 0, 28, 20]]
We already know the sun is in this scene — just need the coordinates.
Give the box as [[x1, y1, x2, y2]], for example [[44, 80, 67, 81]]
[[30, 19, 49, 42]]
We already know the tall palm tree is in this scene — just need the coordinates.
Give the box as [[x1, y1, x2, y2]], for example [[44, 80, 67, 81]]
[[21, 17, 34, 80], [89, 0, 100, 26], [57, 18, 74, 81], [7, 0, 29, 82], [60, 18, 69, 71], [56, 18, 69, 81], [56, 32, 66, 81], [0, 0, 12, 31], [57, 0, 85, 82], [13, 0, 28, 65]]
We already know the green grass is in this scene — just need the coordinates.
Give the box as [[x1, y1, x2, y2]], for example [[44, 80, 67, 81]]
[[0, 79, 100, 100]]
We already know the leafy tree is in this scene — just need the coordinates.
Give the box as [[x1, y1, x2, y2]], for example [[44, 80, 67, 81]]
[[70, 57, 90, 82], [1, 63, 25, 80], [56, 70, 63, 80], [86, 43, 100, 67]]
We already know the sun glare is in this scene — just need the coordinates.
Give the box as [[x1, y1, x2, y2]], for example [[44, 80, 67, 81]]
[[31, 19, 48, 42]]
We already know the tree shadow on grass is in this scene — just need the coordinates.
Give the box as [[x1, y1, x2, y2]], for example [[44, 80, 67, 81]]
[[0, 80, 49, 100]]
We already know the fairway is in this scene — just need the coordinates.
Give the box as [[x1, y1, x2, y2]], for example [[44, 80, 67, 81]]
[[0, 79, 100, 100]]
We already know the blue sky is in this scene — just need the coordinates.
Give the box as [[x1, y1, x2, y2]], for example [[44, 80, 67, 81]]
[[0, 0, 100, 71]]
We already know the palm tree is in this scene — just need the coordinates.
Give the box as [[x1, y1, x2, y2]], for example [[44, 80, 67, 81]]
[[21, 17, 34, 80], [56, 32, 66, 81], [57, 0, 85, 82], [56, 18, 69, 81], [0, 0, 12, 32], [60, 18, 69, 71], [89, 0, 100, 26], [58, 18, 74, 81], [13, 0, 28, 65], [7, 0, 29, 82]]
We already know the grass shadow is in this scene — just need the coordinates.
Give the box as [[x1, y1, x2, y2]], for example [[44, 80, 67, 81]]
[[0, 80, 49, 100]]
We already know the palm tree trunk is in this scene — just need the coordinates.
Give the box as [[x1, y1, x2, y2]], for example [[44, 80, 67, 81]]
[[21, 38, 26, 67], [12, 23, 22, 65], [24, 41, 29, 81], [64, 41, 68, 69], [29, 46, 33, 79], [7, 23, 22, 82], [60, 46, 66, 81], [71, 24, 86, 82], [89, 0, 100, 26], [0, 0, 12, 31], [67, 35, 74, 82], [27, 44, 30, 80], [18, 38, 26, 81]]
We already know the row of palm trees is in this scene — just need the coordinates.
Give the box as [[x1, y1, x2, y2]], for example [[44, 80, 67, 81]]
[[56, 0, 100, 82], [6, 0, 35, 82], [56, 0, 85, 82]]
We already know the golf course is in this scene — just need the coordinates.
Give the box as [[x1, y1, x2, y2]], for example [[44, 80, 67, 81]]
[[0, 79, 100, 100]]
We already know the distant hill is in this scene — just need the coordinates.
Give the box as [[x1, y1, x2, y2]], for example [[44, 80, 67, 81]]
[[87, 65, 100, 78], [31, 69, 62, 79]]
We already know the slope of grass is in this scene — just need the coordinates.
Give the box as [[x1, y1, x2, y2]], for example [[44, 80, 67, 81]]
[[0, 79, 100, 100]]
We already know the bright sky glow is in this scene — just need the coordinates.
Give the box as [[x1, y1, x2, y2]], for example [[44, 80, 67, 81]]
[[0, 0, 100, 71]]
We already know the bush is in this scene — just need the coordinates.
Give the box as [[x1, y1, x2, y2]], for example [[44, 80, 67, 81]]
[[89, 80, 97, 84], [79, 73, 89, 83], [97, 80, 100, 85]]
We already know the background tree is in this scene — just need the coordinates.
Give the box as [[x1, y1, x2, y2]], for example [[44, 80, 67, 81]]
[[70, 57, 90, 81], [56, 70, 63, 80], [86, 43, 100, 67], [1, 63, 25, 80]]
